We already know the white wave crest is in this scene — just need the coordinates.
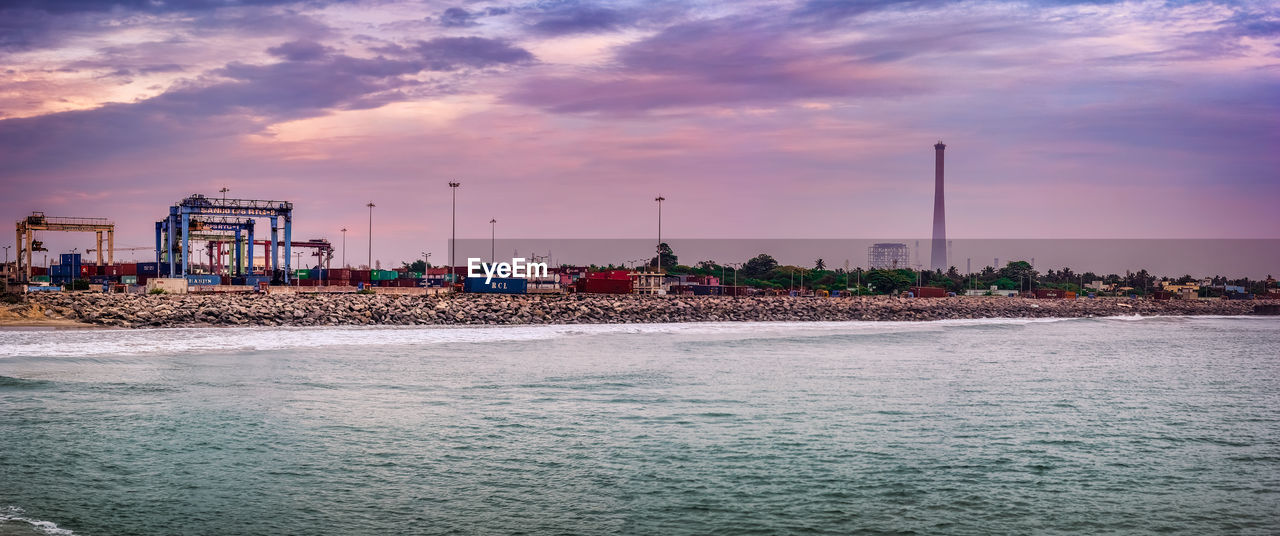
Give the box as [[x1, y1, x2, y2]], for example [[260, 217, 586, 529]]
[[0, 507, 75, 535], [0, 316, 1184, 359]]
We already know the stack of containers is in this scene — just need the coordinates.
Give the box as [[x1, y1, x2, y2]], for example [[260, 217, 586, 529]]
[[51, 253, 82, 286], [102, 264, 137, 277], [321, 268, 352, 286], [136, 262, 160, 285], [371, 270, 398, 285], [351, 270, 371, 286]]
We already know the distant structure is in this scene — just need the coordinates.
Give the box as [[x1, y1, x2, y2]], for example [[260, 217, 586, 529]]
[[869, 243, 910, 270], [931, 141, 947, 271]]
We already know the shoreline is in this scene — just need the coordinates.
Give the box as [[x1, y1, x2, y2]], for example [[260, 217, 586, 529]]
[[13, 292, 1269, 329]]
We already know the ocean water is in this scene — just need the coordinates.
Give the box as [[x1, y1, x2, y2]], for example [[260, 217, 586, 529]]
[[1, 316, 1277, 535]]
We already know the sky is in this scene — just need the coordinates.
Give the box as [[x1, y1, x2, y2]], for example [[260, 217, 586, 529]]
[[1, 0, 1277, 268]]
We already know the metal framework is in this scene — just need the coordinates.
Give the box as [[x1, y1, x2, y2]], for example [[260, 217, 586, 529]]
[[15, 212, 115, 282], [868, 243, 910, 270], [158, 216, 256, 277], [159, 194, 294, 282]]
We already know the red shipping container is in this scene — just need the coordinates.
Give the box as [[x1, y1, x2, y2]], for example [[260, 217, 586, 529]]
[[80, 265, 97, 277], [909, 286, 948, 298], [327, 269, 353, 280], [587, 270, 631, 281], [32, 266, 48, 276], [578, 278, 632, 294], [351, 270, 371, 282]]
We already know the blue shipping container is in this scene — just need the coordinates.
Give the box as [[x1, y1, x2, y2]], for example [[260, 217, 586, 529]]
[[241, 275, 270, 286], [60, 253, 81, 265], [186, 274, 222, 286], [137, 262, 160, 275], [464, 277, 527, 294], [51, 265, 74, 276]]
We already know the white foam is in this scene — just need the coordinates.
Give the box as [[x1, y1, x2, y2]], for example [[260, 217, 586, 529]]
[[0, 507, 75, 535], [0, 315, 1235, 359]]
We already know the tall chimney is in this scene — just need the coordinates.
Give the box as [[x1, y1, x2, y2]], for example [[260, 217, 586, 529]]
[[931, 141, 947, 272]]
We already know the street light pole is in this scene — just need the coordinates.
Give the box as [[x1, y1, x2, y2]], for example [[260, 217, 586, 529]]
[[490, 218, 497, 264], [654, 195, 665, 272], [449, 182, 460, 282], [340, 228, 347, 268], [366, 202, 375, 269], [422, 251, 431, 287]]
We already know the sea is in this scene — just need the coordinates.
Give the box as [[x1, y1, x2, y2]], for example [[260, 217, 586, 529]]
[[1, 316, 1277, 535]]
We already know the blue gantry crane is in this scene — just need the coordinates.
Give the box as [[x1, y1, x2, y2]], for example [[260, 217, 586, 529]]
[[157, 194, 294, 283], [157, 216, 256, 277]]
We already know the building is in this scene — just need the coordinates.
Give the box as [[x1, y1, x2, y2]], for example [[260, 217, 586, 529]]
[[630, 271, 666, 295], [965, 286, 1019, 297], [930, 141, 947, 271], [868, 243, 910, 270]]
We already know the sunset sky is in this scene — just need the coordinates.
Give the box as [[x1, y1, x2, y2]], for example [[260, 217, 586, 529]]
[[2, 0, 1277, 267]]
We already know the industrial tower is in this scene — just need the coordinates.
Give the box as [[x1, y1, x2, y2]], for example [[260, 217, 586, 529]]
[[931, 141, 947, 272]]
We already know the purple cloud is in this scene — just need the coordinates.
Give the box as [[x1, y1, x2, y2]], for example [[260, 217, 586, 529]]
[[529, 4, 627, 35], [438, 7, 477, 27], [267, 40, 333, 61], [0, 36, 535, 172], [508, 18, 930, 113]]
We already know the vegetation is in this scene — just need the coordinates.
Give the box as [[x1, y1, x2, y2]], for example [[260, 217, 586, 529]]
[[649, 244, 1276, 296]]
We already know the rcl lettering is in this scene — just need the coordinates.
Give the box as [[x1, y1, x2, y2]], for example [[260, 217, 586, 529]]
[[467, 257, 549, 284]]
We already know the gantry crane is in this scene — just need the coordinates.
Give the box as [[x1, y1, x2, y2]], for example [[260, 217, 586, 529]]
[[15, 212, 115, 282]]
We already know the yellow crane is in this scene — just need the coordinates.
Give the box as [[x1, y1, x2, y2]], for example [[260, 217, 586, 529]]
[[15, 212, 115, 282]]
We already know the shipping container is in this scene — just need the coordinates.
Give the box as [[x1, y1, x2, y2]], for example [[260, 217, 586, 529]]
[[722, 285, 750, 297], [31, 275, 51, 283], [51, 264, 74, 276], [31, 266, 48, 276], [186, 274, 222, 286], [136, 262, 160, 275], [400, 271, 424, 279], [295, 269, 312, 280], [908, 286, 948, 298], [323, 268, 353, 280], [587, 270, 632, 281], [350, 270, 371, 282], [690, 284, 721, 296], [60, 253, 81, 265], [102, 264, 129, 276], [371, 270, 398, 281], [1033, 289, 1076, 299], [121, 275, 138, 285], [464, 277, 527, 294], [80, 265, 97, 277], [577, 278, 632, 294]]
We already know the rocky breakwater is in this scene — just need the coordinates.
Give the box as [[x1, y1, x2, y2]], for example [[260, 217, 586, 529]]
[[22, 293, 1264, 329]]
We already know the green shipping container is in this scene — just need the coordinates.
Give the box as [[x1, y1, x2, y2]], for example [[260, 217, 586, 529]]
[[121, 275, 137, 285], [401, 271, 424, 279], [371, 270, 398, 281], [295, 269, 312, 280], [31, 275, 51, 282]]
